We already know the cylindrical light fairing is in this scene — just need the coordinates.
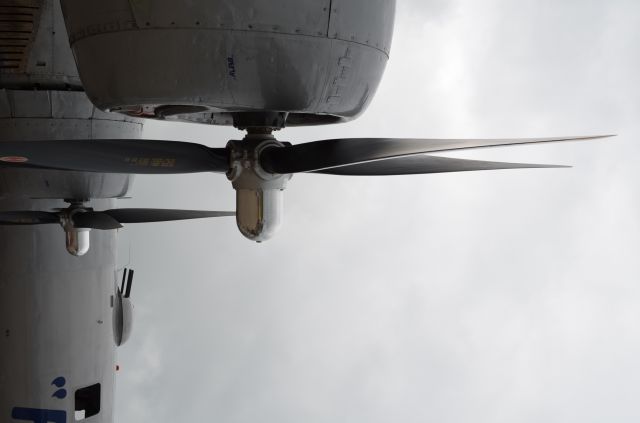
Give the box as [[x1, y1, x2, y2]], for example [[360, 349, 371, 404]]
[[235, 188, 284, 242], [65, 228, 90, 256]]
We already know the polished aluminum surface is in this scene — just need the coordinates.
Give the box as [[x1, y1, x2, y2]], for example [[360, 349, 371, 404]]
[[235, 188, 284, 242], [64, 227, 90, 256]]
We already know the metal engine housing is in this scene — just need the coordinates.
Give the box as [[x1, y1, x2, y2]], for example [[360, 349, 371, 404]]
[[59, 0, 395, 127]]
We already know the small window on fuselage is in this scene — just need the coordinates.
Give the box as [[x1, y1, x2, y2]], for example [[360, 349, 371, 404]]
[[75, 383, 100, 420]]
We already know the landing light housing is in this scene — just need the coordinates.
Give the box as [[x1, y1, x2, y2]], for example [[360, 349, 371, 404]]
[[227, 136, 292, 242], [61, 207, 91, 256], [65, 228, 90, 256]]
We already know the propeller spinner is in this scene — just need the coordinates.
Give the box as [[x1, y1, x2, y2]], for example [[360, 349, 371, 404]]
[[0, 133, 612, 242], [0, 202, 234, 256]]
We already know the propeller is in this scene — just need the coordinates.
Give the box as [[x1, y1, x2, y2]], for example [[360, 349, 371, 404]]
[[0, 133, 612, 242], [0, 206, 234, 256], [0, 211, 60, 225], [72, 209, 235, 229], [0, 139, 228, 174], [0, 135, 611, 175], [0, 208, 234, 229], [260, 135, 610, 174], [310, 154, 567, 176]]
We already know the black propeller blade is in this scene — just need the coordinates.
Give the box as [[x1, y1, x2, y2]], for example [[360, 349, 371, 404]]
[[100, 208, 235, 223], [0, 208, 234, 229], [0, 139, 229, 174], [0, 135, 611, 177], [0, 211, 59, 225], [313, 154, 568, 176], [260, 135, 613, 174], [72, 208, 235, 229], [72, 212, 123, 230]]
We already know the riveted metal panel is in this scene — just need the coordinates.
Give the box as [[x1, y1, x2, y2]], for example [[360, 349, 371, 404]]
[[51, 90, 93, 119], [0, 89, 10, 117], [221, 32, 333, 111], [0, 166, 133, 199], [11, 90, 50, 116], [67, 28, 342, 113], [60, 0, 136, 43], [128, 0, 331, 37], [0, 117, 90, 138], [71, 28, 234, 109], [61, 0, 394, 126], [328, 0, 395, 55], [318, 39, 388, 118]]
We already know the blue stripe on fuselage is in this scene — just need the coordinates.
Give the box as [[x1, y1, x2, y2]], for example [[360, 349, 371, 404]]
[[11, 407, 66, 423]]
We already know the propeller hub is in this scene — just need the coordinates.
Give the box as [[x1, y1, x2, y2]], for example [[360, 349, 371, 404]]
[[227, 135, 292, 242]]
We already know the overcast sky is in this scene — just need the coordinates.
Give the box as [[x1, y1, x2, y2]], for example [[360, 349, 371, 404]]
[[114, 1, 640, 422]]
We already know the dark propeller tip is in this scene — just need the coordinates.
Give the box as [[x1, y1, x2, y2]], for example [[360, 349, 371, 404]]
[[0, 139, 230, 174], [0, 211, 59, 225], [313, 155, 572, 176], [72, 212, 123, 230], [102, 208, 235, 225], [72, 208, 235, 229], [260, 135, 609, 174]]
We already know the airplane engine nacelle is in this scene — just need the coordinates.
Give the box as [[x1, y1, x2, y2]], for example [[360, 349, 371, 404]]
[[59, 0, 395, 127]]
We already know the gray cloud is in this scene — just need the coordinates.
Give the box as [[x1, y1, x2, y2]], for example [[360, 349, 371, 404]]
[[114, 1, 640, 422]]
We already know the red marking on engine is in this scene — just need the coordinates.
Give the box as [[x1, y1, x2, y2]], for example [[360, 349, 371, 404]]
[[0, 156, 28, 163]]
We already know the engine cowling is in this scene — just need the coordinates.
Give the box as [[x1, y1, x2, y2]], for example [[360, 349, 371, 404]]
[[59, 0, 395, 127]]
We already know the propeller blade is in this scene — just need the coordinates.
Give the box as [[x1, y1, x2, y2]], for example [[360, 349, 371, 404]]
[[260, 135, 613, 174], [101, 208, 235, 224], [0, 211, 59, 225], [313, 154, 568, 175], [72, 212, 123, 230], [0, 139, 229, 174]]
